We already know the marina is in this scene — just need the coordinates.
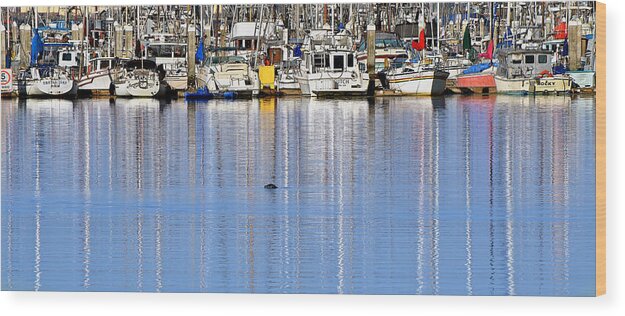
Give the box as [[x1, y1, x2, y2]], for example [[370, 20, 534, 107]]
[[0, 2, 600, 296], [0, 2, 598, 99]]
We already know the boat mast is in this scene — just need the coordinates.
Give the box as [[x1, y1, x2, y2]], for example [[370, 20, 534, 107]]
[[255, 4, 264, 68], [437, 2, 440, 53]]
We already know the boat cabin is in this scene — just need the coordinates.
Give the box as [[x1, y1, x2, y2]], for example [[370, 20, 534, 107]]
[[303, 50, 357, 74], [496, 50, 555, 79]]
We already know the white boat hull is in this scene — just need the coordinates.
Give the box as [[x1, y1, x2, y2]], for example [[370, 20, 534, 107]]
[[18, 77, 77, 98], [165, 75, 188, 91], [198, 68, 259, 98], [78, 69, 114, 94], [567, 71, 595, 90], [114, 77, 160, 97], [296, 72, 369, 97], [495, 76, 572, 94], [385, 70, 449, 96]]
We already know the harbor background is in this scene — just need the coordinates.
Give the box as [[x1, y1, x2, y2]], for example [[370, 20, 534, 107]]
[[0, 1, 598, 98], [1, 0, 623, 315]]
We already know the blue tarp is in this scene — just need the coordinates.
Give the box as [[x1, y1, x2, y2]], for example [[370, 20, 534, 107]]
[[462, 62, 497, 75], [553, 65, 567, 75], [185, 86, 214, 100], [30, 29, 44, 66], [195, 38, 205, 63], [293, 44, 302, 58]]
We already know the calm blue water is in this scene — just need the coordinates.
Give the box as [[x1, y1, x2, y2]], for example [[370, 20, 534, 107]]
[[1, 95, 596, 295]]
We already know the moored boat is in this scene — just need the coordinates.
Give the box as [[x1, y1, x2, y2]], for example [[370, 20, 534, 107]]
[[17, 67, 77, 98], [495, 49, 572, 94], [196, 55, 260, 99], [455, 63, 497, 94], [78, 57, 125, 95], [113, 59, 164, 97], [379, 66, 449, 96], [299, 50, 370, 97]]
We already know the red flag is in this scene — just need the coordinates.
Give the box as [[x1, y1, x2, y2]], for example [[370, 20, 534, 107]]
[[412, 29, 426, 51], [554, 22, 568, 40], [478, 40, 494, 59]]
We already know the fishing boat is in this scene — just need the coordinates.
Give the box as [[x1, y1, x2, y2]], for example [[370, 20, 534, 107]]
[[16, 66, 78, 98], [494, 49, 572, 94], [196, 55, 260, 99], [113, 59, 164, 97], [295, 31, 370, 97], [297, 49, 370, 97], [379, 65, 449, 96]]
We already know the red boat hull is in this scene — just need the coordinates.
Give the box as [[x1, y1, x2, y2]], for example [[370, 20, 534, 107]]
[[456, 72, 497, 94]]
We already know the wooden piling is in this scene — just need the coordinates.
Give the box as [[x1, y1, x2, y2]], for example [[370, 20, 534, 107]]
[[187, 24, 196, 85], [366, 24, 375, 75], [71, 23, 80, 41], [124, 25, 133, 58], [568, 20, 582, 71], [366, 23, 376, 96], [0, 24, 5, 68], [19, 24, 31, 68], [114, 24, 123, 58]]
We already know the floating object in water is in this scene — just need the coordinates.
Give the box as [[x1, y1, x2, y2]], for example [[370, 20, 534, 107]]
[[185, 86, 214, 100], [223, 91, 236, 99], [264, 183, 278, 189]]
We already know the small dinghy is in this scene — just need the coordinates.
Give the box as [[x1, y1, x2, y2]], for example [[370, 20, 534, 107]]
[[184, 86, 215, 100]]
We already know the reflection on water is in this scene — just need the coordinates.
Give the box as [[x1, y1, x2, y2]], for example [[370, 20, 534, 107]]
[[1, 95, 595, 295]]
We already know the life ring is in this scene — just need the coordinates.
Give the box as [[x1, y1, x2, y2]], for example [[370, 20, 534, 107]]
[[538, 70, 553, 78]]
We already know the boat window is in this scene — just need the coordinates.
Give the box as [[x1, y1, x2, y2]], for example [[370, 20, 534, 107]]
[[333, 55, 344, 70], [62, 53, 72, 61], [325, 55, 330, 68], [510, 54, 522, 64], [348, 54, 354, 67], [358, 41, 366, 52], [375, 39, 404, 48], [148, 45, 187, 58], [100, 60, 110, 69], [314, 55, 324, 67], [538, 55, 548, 64], [525, 55, 535, 64]]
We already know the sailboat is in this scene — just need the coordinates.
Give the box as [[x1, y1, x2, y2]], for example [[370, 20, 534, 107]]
[[17, 29, 77, 98], [377, 28, 449, 96], [455, 41, 498, 94], [113, 59, 164, 97]]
